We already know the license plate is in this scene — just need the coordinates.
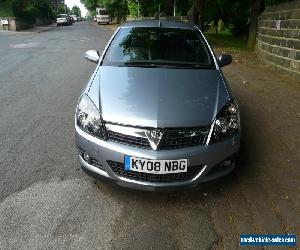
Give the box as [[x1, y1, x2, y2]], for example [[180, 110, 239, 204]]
[[124, 156, 188, 174]]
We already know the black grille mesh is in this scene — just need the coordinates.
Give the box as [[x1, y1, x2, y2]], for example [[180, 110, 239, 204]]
[[108, 161, 202, 183], [162, 128, 208, 149], [108, 130, 151, 149]]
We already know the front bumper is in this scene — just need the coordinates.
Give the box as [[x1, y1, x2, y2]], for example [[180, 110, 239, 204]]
[[97, 18, 110, 23], [57, 20, 68, 25], [75, 125, 240, 191]]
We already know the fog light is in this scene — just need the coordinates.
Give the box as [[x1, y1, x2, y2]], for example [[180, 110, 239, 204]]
[[223, 160, 231, 167], [83, 153, 91, 163]]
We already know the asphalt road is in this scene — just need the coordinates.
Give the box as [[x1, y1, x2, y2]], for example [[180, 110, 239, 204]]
[[0, 22, 299, 250]]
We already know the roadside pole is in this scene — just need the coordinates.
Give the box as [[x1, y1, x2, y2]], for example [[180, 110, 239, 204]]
[[174, 0, 176, 17], [136, 0, 140, 19]]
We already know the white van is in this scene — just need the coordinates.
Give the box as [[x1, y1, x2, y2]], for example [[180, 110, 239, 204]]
[[96, 8, 110, 24]]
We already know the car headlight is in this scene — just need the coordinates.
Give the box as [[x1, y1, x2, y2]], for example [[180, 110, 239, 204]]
[[76, 94, 108, 140], [210, 100, 240, 143]]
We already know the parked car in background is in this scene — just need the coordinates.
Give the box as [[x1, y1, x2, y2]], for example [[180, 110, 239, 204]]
[[57, 14, 70, 26], [68, 15, 74, 24], [75, 20, 240, 191], [71, 15, 78, 22], [77, 16, 83, 22], [96, 8, 110, 24]]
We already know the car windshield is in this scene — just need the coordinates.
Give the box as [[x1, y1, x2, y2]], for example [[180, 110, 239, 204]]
[[57, 14, 67, 18], [99, 10, 108, 15], [103, 27, 214, 68]]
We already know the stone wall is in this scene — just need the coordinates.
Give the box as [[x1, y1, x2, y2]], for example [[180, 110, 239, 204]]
[[0, 17, 33, 31], [0, 18, 16, 31], [257, 0, 300, 79]]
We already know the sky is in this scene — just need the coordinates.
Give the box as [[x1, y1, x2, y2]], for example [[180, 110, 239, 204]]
[[65, 0, 88, 17]]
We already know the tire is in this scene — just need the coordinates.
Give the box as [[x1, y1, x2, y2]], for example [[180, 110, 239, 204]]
[[57, 24, 59, 27]]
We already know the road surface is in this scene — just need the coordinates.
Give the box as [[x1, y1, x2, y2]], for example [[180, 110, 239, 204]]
[[0, 22, 299, 249]]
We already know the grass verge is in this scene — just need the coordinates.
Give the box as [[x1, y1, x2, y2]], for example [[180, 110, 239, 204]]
[[204, 31, 248, 51]]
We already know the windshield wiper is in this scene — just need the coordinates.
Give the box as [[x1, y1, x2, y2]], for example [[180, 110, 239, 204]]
[[169, 63, 215, 69], [123, 62, 157, 68], [141, 61, 214, 69], [121, 61, 214, 69]]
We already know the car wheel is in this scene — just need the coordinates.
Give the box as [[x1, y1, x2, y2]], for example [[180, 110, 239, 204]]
[[57, 24, 59, 27]]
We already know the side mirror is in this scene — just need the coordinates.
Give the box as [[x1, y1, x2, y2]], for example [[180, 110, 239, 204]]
[[218, 54, 232, 67], [84, 50, 100, 63]]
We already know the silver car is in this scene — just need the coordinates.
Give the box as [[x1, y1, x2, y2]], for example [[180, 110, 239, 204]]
[[75, 20, 240, 191]]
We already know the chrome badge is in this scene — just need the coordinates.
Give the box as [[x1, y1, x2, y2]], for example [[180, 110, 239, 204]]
[[146, 129, 164, 150]]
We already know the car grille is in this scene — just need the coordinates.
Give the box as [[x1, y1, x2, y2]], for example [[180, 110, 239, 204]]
[[107, 127, 209, 150], [108, 161, 202, 183], [162, 128, 209, 149], [108, 130, 151, 149]]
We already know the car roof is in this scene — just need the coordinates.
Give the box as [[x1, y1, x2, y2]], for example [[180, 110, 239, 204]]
[[120, 20, 198, 30]]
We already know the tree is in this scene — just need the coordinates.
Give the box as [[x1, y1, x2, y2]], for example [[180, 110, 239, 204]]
[[164, 0, 174, 16], [72, 5, 81, 16], [127, 0, 163, 18], [195, 0, 205, 30], [141, 0, 161, 17], [57, 4, 67, 14], [175, 0, 192, 17], [1, 0, 56, 24], [127, 0, 139, 17], [187, 0, 205, 29], [80, 0, 98, 12], [247, 0, 263, 50]]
